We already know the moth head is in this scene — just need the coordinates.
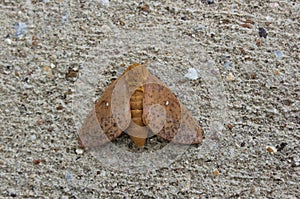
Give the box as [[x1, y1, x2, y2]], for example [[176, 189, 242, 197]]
[[124, 63, 142, 73]]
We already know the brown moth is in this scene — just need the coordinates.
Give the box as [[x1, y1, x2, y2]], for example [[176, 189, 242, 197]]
[[79, 63, 202, 149]]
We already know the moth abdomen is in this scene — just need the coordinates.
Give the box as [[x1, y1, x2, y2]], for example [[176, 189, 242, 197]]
[[130, 86, 145, 126]]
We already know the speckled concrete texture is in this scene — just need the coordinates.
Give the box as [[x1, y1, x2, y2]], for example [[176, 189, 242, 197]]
[[0, 0, 299, 198]]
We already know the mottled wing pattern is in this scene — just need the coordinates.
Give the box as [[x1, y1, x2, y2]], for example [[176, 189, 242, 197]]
[[143, 82, 181, 140], [79, 76, 131, 149], [143, 71, 203, 144]]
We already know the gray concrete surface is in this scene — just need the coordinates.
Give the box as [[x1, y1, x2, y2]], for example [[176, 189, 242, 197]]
[[0, 0, 299, 198]]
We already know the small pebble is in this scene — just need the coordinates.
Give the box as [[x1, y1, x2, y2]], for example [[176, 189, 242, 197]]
[[76, 148, 84, 155], [224, 62, 231, 70], [240, 142, 246, 147], [119, 20, 125, 26], [250, 72, 257, 79], [227, 123, 233, 130], [226, 72, 235, 81], [256, 38, 261, 47], [56, 105, 64, 110], [5, 38, 12, 44], [184, 68, 198, 80], [139, 4, 151, 12], [50, 63, 56, 68], [66, 67, 79, 81], [62, 13, 69, 24], [265, 16, 273, 22], [7, 188, 17, 197], [274, 69, 279, 75], [213, 169, 220, 176], [240, 23, 252, 29], [207, 0, 214, 4], [15, 22, 27, 38], [258, 27, 268, 38], [266, 146, 277, 154], [65, 170, 73, 182], [99, 0, 109, 7], [30, 135, 36, 141], [274, 50, 283, 59], [29, 173, 35, 179], [32, 35, 39, 46], [265, 21, 271, 26], [33, 159, 46, 165]]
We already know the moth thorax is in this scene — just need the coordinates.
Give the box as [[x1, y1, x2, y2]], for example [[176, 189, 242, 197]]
[[129, 86, 145, 126]]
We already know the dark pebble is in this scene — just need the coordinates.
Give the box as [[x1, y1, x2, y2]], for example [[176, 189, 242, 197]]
[[259, 27, 268, 38]]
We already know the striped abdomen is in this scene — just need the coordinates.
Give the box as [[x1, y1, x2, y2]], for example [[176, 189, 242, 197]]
[[129, 86, 145, 126]]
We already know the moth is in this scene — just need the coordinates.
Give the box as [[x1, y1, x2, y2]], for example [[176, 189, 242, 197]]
[[79, 63, 203, 149]]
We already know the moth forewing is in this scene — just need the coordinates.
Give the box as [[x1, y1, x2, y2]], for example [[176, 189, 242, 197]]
[[79, 107, 111, 149]]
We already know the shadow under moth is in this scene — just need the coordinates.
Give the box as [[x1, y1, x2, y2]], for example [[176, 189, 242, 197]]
[[79, 63, 203, 149]]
